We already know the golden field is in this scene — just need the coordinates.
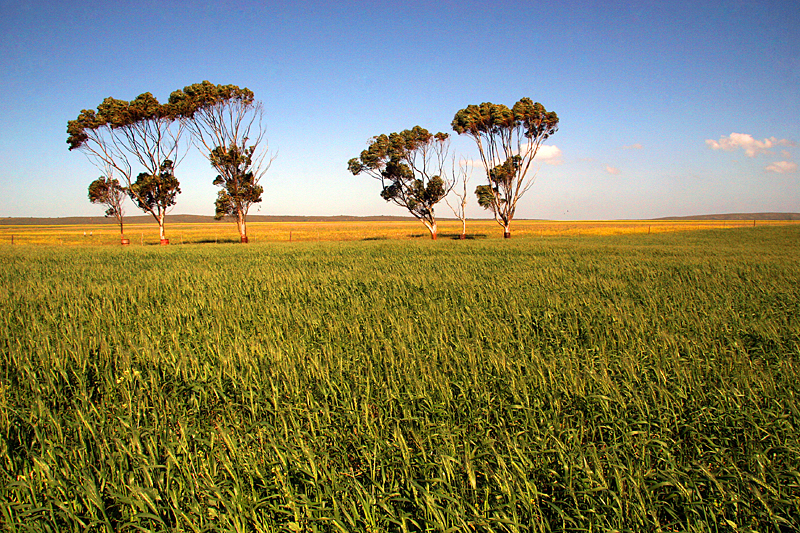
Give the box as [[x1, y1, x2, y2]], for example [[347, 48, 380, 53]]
[[0, 218, 796, 246]]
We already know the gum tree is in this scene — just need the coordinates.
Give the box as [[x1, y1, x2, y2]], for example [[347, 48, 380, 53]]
[[67, 92, 185, 243], [348, 126, 452, 240], [128, 160, 180, 242], [452, 98, 558, 238], [208, 145, 263, 233], [88, 175, 127, 243], [169, 81, 273, 243]]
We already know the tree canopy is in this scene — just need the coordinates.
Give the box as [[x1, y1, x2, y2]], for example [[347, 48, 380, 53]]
[[68, 92, 185, 243], [69, 85, 563, 244], [348, 126, 451, 239], [169, 82, 255, 119], [127, 159, 180, 242], [210, 144, 263, 221], [169, 81, 271, 243], [67, 93, 180, 167], [452, 98, 558, 237], [129, 160, 180, 213], [88, 175, 126, 238]]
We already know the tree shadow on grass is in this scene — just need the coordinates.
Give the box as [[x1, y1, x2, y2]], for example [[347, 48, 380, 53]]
[[193, 238, 241, 244], [362, 236, 389, 241], [408, 233, 488, 240], [447, 233, 487, 240]]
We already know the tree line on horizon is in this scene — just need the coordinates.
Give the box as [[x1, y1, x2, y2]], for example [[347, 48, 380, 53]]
[[68, 82, 558, 243]]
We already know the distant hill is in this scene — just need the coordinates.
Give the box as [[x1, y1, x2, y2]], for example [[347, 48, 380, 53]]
[[654, 212, 800, 221]]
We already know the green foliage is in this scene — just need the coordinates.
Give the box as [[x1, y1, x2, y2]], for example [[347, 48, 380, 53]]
[[66, 111, 96, 151], [102, 92, 174, 124], [475, 156, 522, 212], [451, 101, 515, 136], [67, 91, 186, 243], [349, 126, 450, 234], [87, 176, 125, 219], [168, 81, 268, 240], [512, 97, 559, 141], [67, 94, 177, 151], [168, 80, 254, 117], [489, 155, 521, 187], [474, 183, 495, 210], [210, 144, 263, 220], [452, 98, 559, 235], [451, 98, 558, 139], [128, 160, 180, 213], [1, 227, 799, 531]]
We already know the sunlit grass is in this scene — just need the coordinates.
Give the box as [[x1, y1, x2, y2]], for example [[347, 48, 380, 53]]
[[1, 226, 799, 531], [0, 218, 794, 246]]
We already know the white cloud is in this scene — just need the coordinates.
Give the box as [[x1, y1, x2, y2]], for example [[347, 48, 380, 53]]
[[623, 143, 643, 150], [766, 161, 798, 174], [605, 166, 620, 175], [536, 144, 562, 165], [465, 144, 563, 169], [706, 132, 795, 157]]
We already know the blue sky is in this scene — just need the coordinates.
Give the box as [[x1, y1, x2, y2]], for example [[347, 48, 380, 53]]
[[0, 0, 797, 220]]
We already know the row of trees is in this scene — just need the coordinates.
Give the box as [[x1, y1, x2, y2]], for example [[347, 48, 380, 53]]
[[71, 88, 557, 243], [349, 98, 559, 239], [68, 82, 272, 244]]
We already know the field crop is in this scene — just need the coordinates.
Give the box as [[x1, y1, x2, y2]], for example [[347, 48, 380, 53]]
[[1, 226, 799, 531], [1, 218, 792, 246]]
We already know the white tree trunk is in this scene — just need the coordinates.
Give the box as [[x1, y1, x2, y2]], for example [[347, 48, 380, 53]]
[[158, 212, 167, 242], [427, 220, 438, 240], [238, 209, 248, 243]]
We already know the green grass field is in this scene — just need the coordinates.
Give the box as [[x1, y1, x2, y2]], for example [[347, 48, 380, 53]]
[[1, 226, 799, 531]]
